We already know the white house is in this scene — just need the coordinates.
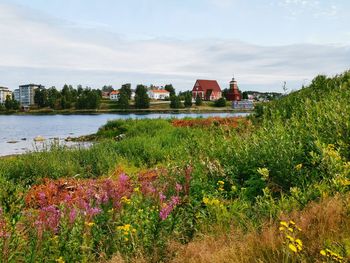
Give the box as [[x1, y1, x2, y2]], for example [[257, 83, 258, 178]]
[[0, 87, 12, 104], [110, 90, 120, 101], [148, 90, 170, 100]]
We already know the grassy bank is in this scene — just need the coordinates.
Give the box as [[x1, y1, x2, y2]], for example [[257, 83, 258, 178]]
[[0, 71, 349, 262]]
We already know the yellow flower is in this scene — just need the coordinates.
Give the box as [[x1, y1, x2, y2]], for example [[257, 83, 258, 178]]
[[211, 199, 220, 206], [85, 222, 95, 227], [288, 227, 294, 232], [280, 221, 289, 228], [279, 226, 285, 232], [257, 168, 269, 180], [56, 257, 65, 263], [320, 250, 326, 256], [121, 196, 131, 204], [124, 237, 129, 242], [217, 181, 224, 185], [295, 164, 303, 170], [289, 243, 298, 253], [203, 197, 209, 204], [133, 187, 140, 192], [123, 231, 129, 236], [286, 235, 294, 242], [295, 239, 302, 247]]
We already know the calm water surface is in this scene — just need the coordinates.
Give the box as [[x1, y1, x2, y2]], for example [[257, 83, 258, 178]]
[[0, 112, 248, 156]]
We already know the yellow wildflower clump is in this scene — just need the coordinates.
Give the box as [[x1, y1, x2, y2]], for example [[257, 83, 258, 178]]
[[257, 168, 269, 181], [84, 222, 95, 227], [295, 163, 303, 171], [279, 220, 303, 253], [203, 196, 221, 206], [116, 224, 137, 241], [320, 248, 344, 262], [217, 180, 225, 191], [56, 257, 65, 263], [121, 196, 131, 205]]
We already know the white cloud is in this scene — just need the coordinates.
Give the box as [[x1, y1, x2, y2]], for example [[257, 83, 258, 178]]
[[0, 3, 349, 92], [277, 0, 339, 18]]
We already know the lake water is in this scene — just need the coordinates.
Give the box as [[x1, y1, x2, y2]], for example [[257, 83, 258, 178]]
[[0, 112, 249, 156]]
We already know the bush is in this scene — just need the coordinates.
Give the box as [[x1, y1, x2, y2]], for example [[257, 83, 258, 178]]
[[214, 97, 226, 107]]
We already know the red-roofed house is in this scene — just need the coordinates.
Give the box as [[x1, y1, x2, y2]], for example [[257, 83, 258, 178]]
[[148, 89, 170, 100], [192, 80, 222, 101], [110, 90, 120, 101]]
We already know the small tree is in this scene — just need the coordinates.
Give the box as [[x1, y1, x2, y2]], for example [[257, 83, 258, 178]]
[[195, 95, 202, 106], [4, 95, 13, 110], [170, 95, 182, 109], [135, 85, 150, 109], [215, 97, 227, 107], [118, 92, 129, 109], [120, 84, 132, 99], [164, 84, 176, 96], [184, 93, 193, 108], [242, 91, 249, 100]]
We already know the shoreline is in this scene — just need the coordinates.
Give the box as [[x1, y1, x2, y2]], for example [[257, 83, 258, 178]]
[[0, 108, 253, 116]]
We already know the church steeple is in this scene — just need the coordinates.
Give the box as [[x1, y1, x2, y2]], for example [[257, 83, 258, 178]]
[[227, 75, 241, 101]]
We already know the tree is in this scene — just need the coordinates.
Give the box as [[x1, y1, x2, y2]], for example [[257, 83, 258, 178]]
[[222, 88, 230, 100], [242, 91, 249, 100], [215, 97, 227, 107], [170, 95, 182, 109], [164, 84, 175, 96], [101, 85, 113, 93], [135, 85, 150, 109], [118, 91, 129, 109], [34, 87, 48, 107], [47, 87, 61, 109], [195, 95, 202, 106], [120, 84, 132, 99], [4, 95, 12, 110], [4, 95, 19, 110], [184, 93, 193, 108]]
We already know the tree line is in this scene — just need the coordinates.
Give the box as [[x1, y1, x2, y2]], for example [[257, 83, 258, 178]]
[[34, 85, 102, 110]]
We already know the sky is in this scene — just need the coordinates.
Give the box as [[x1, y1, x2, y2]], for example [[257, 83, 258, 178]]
[[0, 0, 349, 92]]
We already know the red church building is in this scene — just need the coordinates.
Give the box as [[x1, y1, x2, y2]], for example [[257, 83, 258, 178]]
[[192, 80, 222, 101], [226, 76, 241, 101]]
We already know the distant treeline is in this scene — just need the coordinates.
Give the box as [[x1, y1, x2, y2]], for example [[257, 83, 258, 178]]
[[34, 85, 102, 110]]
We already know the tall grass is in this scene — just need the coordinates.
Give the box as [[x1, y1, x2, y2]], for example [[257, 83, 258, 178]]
[[0, 71, 349, 261]]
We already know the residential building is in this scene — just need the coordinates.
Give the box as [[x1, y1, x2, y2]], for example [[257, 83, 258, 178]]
[[0, 87, 12, 104], [110, 90, 120, 101], [131, 89, 136, 100], [14, 89, 20, 102], [18, 84, 44, 106], [192, 80, 222, 101], [102, 91, 111, 99], [148, 89, 170, 100], [226, 76, 242, 101]]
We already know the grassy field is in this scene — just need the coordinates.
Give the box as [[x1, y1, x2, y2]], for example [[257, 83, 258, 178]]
[[0, 71, 349, 262]]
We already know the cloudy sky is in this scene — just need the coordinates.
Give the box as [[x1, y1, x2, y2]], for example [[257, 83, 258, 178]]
[[0, 0, 349, 92]]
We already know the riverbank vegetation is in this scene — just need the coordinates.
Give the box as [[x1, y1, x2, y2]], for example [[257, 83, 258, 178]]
[[0, 71, 349, 262]]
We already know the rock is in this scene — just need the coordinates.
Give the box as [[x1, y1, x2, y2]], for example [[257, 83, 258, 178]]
[[115, 134, 126, 141], [65, 136, 72, 142], [21, 138, 27, 141], [7, 140, 19, 144], [34, 136, 46, 142]]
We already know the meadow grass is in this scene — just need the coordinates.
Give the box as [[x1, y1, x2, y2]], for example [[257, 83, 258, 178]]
[[0, 71, 349, 262]]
